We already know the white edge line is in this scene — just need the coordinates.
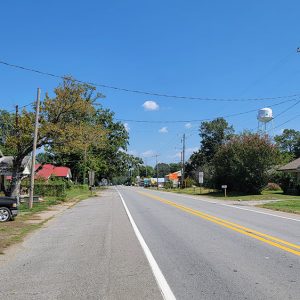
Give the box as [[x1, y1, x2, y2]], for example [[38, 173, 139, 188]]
[[115, 187, 176, 300], [146, 188, 300, 222]]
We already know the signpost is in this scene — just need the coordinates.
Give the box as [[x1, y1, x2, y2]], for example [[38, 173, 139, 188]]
[[199, 172, 204, 194], [221, 185, 227, 197], [88, 171, 95, 194]]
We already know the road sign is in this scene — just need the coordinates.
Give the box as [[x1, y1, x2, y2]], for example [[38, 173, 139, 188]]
[[221, 185, 227, 189], [199, 172, 204, 184]]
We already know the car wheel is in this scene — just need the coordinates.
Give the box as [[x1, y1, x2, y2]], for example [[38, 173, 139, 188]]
[[0, 207, 11, 222]]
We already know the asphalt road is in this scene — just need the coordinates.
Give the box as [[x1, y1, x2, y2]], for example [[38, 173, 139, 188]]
[[0, 186, 299, 299], [0, 189, 162, 300], [119, 186, 300, 300]]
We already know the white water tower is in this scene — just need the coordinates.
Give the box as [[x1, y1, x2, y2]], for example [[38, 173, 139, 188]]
[[257, 107, 273, 132]]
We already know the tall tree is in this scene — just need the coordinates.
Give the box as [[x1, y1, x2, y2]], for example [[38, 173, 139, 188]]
[[199, 118, 234, 162], [213, 133, 280, 194], [274, 129, 300, 158], [154, 163, 170, 177], [2, 78, 106, 196]]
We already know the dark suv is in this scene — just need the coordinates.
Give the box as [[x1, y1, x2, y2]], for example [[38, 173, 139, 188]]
[[0, 197, 19, 222]]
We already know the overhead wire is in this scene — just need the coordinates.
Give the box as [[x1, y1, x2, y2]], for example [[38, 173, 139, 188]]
[[1, 60, 300, 102], [115, 98, 299, 124]]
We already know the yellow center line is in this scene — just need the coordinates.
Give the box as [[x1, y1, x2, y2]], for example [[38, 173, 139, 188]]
[[137, 191, 300, 256]]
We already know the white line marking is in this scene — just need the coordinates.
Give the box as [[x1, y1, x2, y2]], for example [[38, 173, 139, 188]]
[[115, 187, 176, 300], [144, 188, 300, 222]]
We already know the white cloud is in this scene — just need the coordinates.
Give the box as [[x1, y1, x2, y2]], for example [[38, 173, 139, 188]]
[[142, 100, 159, 111], [159, 126, 168, 133], [124, 123, 130, 132], [185, 123, 192, 129], [141, 150, 156, 157]]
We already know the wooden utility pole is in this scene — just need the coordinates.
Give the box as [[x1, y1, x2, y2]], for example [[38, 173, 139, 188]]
[[181, 133, 186, 188], [15, 105, 20, 152], [29, 88, 41, 209], [155, 154, 159, 190]]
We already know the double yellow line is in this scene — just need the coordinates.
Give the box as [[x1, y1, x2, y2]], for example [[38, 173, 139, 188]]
[[138, 191, 300, 256]]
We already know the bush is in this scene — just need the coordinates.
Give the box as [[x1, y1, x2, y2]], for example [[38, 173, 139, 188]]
[[264, 182, 281, 191], [212, 133, 280, 194], [22, 181, 66, 199], [184, 177, 196, 188], [164, 181, 173, 189]]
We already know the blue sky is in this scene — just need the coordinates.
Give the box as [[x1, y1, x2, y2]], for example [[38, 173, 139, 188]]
[[1, 0, 300, 165]]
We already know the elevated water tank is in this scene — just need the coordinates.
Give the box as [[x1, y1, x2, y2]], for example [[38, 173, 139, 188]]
[[257, 108, 273, 123]]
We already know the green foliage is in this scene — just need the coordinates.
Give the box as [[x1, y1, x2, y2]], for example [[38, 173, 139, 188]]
[[213, 133, 280, 194], [272, 172, 299, 195], [274, 129, 300, 158], [199, 118, 234, 162], [169, 163, 181, 173], [164, 181, 173, 189], [154, 163, 170, 177], [184, 177, 196, 188], [22, 181, 66, 199]]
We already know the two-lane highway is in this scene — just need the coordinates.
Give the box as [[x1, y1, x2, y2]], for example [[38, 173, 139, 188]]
[[118, 186, 300, 299]]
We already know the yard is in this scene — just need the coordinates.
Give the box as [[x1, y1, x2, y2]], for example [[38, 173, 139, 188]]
[[161, 187, 300, 214]]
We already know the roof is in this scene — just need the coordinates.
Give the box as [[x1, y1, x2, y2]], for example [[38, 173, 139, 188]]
[[35, 164, 71, 179], [278, 157, 300, 172], [166, 171, 181, 180]]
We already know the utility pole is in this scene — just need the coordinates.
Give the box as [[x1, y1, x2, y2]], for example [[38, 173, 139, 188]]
[[15, 105, 20, 152], [181, 133, 186, 188], [156, 155, 159, 190], [29, 88, 41, 209]]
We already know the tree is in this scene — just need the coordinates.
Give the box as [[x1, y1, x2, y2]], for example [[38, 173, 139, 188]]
[[199, 118, 234, 162], [2, 78, 106, 196], [154, 163, 170, 178], [139, 165, 154, 178], [169, 162, 181, 173], [213, 133, 280, 194], [274, 129, 300, 159], [48, 107, 129, 182]]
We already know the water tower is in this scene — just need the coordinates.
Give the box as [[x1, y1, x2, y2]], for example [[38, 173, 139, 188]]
[[257, 107, 273, 132]]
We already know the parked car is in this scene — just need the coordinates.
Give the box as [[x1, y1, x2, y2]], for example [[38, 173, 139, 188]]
[[0, 196, 19, 222]]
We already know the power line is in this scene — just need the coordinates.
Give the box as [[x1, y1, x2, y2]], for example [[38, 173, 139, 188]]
[[1, 59, 300, 102], [272, 99, 300, 120], [269, 114, 300, 132], [116, 98, 299, 124]]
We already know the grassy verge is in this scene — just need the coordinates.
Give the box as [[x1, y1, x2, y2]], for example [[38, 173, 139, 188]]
[[156, 187, 300, 215], [0, 186, 102, 254], [259, 200, 300, 214], [160, 187, 300, 201]]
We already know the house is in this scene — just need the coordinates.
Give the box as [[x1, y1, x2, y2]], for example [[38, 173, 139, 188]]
[[0, 154, 32, 193], [278, 157, 300, 194], [278, 157, 300, 180], [35, 164, 72, 181], [165, 170, 182, 187]]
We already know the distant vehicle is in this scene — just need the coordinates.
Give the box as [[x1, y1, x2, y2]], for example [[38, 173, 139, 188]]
[[0, 196, 19, 222]]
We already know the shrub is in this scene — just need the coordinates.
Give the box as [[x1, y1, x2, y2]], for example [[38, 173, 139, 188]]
[[264, 182, 281, 191], [22, 181, 66, 199], [212, 133, 280, 194], [184, 177, 196, 188], [164, 181, 173, 189]]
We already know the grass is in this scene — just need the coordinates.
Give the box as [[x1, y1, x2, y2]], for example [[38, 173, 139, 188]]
[[0, 186, 102, 254], [259, 200, 300, 214], [161, 187, 300, 201], [158, 187, 300, 215]]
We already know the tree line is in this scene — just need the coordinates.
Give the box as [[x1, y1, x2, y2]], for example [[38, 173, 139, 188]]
[[185, 118, 300, 194]]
